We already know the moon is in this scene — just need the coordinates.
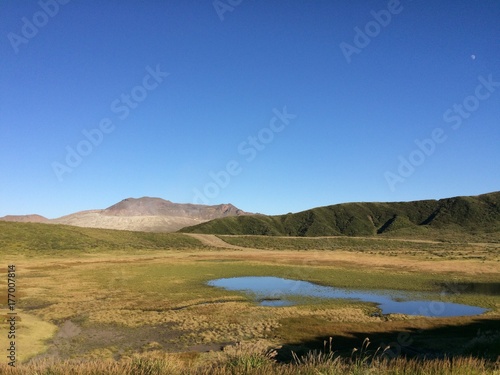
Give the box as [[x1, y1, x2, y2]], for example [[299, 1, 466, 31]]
[[471, 54, 476, 60]]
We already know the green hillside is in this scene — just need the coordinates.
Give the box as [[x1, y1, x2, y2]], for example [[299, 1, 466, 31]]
[[180, 191, 500, 241], [0, 221, 204, 256]]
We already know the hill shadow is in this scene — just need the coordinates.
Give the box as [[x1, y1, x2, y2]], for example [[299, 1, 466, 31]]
[[437, 281, 500, 296], [274, 317, 500, 363]]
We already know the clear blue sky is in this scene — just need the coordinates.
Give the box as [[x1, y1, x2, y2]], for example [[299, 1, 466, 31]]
[[1, 0, 499, 218]]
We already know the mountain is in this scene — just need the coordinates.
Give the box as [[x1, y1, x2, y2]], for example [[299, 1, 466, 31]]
[[0, 214, 49, 223], [1, 197, 249, 233], [102, 197, 243, 219], [180, 191, 500, 241]]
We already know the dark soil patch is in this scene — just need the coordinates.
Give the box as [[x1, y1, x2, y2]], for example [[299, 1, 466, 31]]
[[31, 320, 187, 361]]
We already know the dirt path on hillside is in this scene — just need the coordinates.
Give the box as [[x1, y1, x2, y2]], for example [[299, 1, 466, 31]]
[[185, 233, 248, 250], [222, 234, 443, 244]]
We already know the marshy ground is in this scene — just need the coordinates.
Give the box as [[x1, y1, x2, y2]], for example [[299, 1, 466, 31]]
[[0, 231, 499, 373]]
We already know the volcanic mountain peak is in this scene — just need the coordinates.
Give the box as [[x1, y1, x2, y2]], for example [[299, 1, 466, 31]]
[[0, 197, 249, 232], [102, 197, 246, 219], [103, 197, 175, 216]]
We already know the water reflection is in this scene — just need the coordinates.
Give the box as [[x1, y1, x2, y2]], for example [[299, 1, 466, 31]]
[[208, 277, 487, 317]]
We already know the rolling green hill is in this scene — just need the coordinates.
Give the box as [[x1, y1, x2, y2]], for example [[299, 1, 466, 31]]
[[180, 191, 500, 241], [0, 221, 204, 256]]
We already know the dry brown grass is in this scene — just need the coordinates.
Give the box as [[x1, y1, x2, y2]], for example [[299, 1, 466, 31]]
[[0, 351, 498, 374], [0, 241, 498, 368]]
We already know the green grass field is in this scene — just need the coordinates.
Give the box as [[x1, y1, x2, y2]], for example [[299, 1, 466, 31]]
[[217, 234, 500, 260], [0, 222, 499, 374]]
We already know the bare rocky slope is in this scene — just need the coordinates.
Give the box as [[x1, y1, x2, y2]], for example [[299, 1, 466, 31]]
[[1, 197, 249, 232], [0, 214, 49, 223]]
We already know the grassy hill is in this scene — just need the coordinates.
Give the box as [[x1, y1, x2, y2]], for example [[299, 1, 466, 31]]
[[180, 191, 500, 241], [0, 221, 204, 256]]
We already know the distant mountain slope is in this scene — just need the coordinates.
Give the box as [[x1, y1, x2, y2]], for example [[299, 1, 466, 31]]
[[180, 192, 500, 241], [102, 197, 243, 219], [1, 197, 249, 233], [0, 214, 49, 223]]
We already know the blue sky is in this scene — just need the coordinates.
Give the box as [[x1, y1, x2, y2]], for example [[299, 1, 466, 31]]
[[1, 0, 499, 218]]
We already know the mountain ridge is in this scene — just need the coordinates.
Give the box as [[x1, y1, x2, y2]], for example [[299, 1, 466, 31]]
[[179, 191, 500, 241], [2, 192, 499, 239], [0, 214, 50, 223], [0, 197, 249, 233]]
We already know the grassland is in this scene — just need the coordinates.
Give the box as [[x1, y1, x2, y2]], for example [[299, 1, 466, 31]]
[[0, 222, 499, 374], [217, 234, 500, 261]]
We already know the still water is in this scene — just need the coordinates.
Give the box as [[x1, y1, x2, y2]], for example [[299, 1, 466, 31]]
[[207, 276, 487, 317]]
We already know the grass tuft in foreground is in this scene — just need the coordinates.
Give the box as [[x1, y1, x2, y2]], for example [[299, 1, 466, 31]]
[[0, 351, 498, 374]]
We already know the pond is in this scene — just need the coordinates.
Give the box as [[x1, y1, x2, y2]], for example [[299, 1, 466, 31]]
[[207, 276, 487, 317]]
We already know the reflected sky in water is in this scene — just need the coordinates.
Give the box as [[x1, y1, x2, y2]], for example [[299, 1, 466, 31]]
[[208, 277, 487, 317]]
